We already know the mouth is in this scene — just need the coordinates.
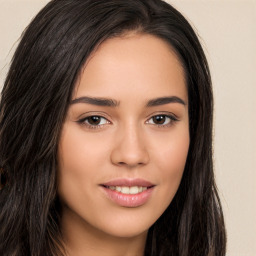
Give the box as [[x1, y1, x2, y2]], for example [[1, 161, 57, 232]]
[[101, 185, 154, 195], [100, 178, 156, 207]]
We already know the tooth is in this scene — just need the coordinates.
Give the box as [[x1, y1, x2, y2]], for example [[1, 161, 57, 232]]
[[109, 185, 148, 194], [129, 186, 139, 194], [121, 187, 130, 194]]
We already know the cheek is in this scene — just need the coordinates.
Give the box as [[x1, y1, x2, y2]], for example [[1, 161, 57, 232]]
[[152, 129, 189, 203], [160, 138, 189, 176], [57, 124, 114, 207], [57, 126, 100, 203], [153, 126, 189, 170], [58, 126, 107, 175]]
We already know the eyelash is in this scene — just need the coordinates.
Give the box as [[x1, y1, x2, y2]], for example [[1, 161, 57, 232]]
[[146, 114, 179, 128], [77, 114, 179, 130], [77, 115, 110, 130]]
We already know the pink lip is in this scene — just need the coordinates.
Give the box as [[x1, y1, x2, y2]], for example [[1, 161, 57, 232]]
[[102, 178, 154, 187], [100, 178, 155, 208]]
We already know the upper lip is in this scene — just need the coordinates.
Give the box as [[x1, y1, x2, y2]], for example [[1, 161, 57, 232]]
[[101, 178, 155, 187]]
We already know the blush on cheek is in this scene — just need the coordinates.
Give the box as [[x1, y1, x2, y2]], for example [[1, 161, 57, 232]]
[[160, 141, 189, 165], [157, 140, 189, 186]]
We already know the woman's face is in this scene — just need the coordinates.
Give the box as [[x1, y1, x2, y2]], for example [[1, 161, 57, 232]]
[[58, 33, 189, 239]]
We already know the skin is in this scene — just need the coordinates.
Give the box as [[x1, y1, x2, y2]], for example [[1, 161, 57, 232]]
[[58, 33, 190, 256]]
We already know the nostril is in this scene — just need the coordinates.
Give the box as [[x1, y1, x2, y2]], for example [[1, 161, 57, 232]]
[[110, 140, 150, 167]]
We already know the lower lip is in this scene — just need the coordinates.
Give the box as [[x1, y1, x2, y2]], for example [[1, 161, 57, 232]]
[[101, 186, 154, 207]]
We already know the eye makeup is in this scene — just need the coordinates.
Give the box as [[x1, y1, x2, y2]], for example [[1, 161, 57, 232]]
[[76, 112, 180, 130]]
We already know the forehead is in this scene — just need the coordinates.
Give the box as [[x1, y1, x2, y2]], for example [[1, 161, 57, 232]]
[[73, 33, 187, 104]]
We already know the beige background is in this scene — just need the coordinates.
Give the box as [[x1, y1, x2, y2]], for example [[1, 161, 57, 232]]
[[0, 0, 255, 255]]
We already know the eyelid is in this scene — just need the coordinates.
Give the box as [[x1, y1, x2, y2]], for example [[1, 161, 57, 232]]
[[145, 111, 179, 119], [75, 111, 179, 130], [76, 111, 111, 120], [145, 112, 179, 127], [76, 112, 112, 130]]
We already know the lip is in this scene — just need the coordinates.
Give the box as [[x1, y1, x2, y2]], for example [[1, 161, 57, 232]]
[[102, 178, 154, 187], [100, 178, 155, 208]]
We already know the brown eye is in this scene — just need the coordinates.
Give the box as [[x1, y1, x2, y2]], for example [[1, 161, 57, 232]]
[[87, 116, 102, 125], [152, 115, 166, 125], [147, 114, 178, 127], [78, 116, 109, 127]]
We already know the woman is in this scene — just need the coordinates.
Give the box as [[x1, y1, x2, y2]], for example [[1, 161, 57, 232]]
[[0, 0, 226, 255]]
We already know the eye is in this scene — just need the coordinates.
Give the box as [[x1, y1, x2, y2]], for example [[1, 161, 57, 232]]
[[146, 114, 178, 127], [77, 115, 110, 128]]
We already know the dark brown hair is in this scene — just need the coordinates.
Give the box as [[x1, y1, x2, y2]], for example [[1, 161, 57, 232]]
[[0, 0, 226, 255]]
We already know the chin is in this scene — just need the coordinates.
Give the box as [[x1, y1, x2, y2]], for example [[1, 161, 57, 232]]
[[91, 210, 156, 239]]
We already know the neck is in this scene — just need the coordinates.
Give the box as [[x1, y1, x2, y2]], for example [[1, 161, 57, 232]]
[[61, 207, 148, 256]]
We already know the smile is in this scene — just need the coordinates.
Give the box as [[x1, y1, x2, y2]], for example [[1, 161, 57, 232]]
[[105, 185, 148, 195], [100, 178, 156, 207]]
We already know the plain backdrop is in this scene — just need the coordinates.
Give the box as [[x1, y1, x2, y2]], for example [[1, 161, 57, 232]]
[[0, 0, 255, 255]]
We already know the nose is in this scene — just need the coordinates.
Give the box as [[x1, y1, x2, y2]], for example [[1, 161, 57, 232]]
[[110, 124, 149, 168]]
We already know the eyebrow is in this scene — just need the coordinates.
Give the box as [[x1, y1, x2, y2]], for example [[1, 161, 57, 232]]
[[70, 96, 186, 107], [70, 96, 120, 107], [146, 96, 186, 107]]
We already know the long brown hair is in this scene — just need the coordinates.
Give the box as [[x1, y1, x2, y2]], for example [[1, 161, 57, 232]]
[[0, 0, 226, 255]]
